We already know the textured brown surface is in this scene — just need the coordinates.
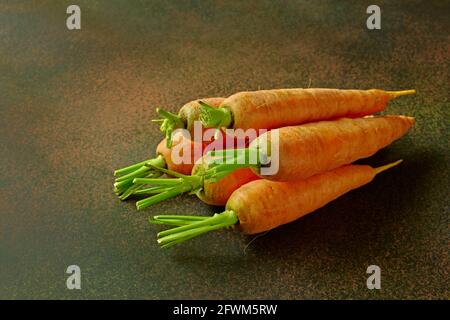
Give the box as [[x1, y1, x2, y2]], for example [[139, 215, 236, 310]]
[[0, 1, 448, 299]]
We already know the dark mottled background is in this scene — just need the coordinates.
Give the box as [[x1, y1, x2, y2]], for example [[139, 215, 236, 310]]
[[0, 0, 448, 299]]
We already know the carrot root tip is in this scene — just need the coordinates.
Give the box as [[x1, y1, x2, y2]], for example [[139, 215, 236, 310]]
[[387, 89, 416, 98], [374, 159, 403, 175]]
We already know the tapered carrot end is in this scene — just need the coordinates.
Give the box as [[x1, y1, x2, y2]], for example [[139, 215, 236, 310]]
[[387, 89, 416, 98], [374, 159, 403, 175]]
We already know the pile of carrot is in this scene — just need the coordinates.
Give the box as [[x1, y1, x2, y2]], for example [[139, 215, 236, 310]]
[[113, 87, 416, 249]]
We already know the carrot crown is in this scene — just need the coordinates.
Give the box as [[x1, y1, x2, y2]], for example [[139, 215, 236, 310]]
[[150, 210, 239, 248], [132, 165, 204, 210], [201, 148, 263, 181], [113, 155, 166, 200], [199, 101, 233, 129], [152, 108, 185, 147]]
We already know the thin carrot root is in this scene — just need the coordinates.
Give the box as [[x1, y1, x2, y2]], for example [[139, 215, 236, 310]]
[[386, 90, 416, 98], [374, 159, 403, 174], [150, 211, 238, 248], [154, 108, 185, 147]]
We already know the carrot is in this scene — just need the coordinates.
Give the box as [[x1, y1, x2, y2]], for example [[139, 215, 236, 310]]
[[113, 134, 205, 200], [131, 154, 259, 209], [200, 88, 415, 130], [207, 115, 414, 181], [150, 160, 402, 248], [154, 97, 225, 147]]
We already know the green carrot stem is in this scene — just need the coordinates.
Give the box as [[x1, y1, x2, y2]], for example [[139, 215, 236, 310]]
[[133, 177, 184, 186], [151, 211, 238, 248], [114, 155, 165, 180], [153, 215, 209, 221], [136, 184, 194, 210], [145, 163, 188, 178], [119, 183, 144, 201], [160, 235, 201, 249], [208, 149, 244, 158], [115, 172, 161, 197], [114, 170, 161, 193], [150, 215, 208, 227], [151, 220, 199, 227], [133, 186, 171, 195], [115, 165, 150, 183], [114, 159, 150, 177], [132, 167, 203, 209], [199, 101, 232, 128], [206, 148, 263, 166], [155, 108, 185, 147], [200, 149, 261, 182]]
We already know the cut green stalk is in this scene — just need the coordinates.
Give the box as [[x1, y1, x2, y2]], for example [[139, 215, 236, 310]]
[[129, 150, 260, 209], [114, 171, 161, 195], [153, 215, 209, 222], [118, 183, 144, 201], [136, 185, 195, 210], [151, 219, 200, 227], [198, 148, 263, 182], [129, 163, 205, 209], [133, 177, 185, 186], [114, 157, 155, 177], [113, 155, 166, 197], [115, 164, 152, 183], [133, 168, 203, 210], [133, 186, 172, 195], [150, 215, 209, 227], [150, 211, 239, 248], [199, 101, 232, 128], [115, 172, 161, 200], [153, 108, 185, 147]]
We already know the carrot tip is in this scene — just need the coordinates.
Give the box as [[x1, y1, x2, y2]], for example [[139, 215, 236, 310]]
[[387, 89, 416, 98], [374, 159, 403, 175]]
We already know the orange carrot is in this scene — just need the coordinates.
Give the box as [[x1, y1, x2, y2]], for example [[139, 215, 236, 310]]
[[155, 97, 225, 146], [200, 88, 415, 130], [150, 160, 402, 248], [208, 115, 414, 181], [156, 135, 203, 175], [132, 154, 259, 209]]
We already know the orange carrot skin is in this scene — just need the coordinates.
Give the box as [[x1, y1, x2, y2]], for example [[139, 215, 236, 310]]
[[180, 97, 225, 133], [222, 88, 399, 130], [253, 115, 414, 181], [192, 156, 259, 206], [156, 136, 200, 175], [199, 168, 259, 205], [227, 164, 376, 234], [156, 131, 246, 176]]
